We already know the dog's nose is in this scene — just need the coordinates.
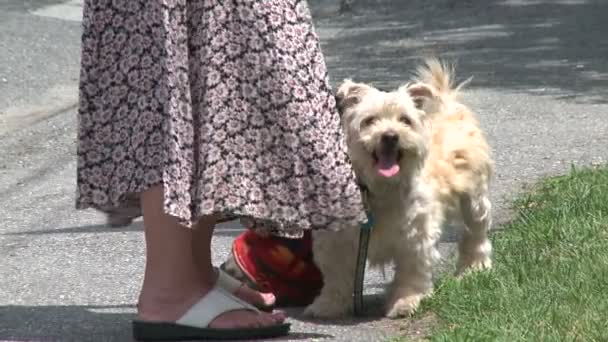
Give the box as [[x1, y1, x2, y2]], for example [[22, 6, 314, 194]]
[[381, 131, 399, 146]]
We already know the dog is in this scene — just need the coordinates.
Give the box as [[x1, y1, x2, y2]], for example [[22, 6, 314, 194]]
[[303, 59, 494, 319]]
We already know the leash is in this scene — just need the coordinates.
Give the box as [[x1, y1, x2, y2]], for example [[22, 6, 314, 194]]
[[354, 183, 374, 316]]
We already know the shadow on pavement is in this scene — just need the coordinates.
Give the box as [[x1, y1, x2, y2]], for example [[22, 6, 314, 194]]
[[0, 0, 74, 13], [3, 220, 243, 237], [286, 293, 387, 325], [0, 304, 336, 342], [316, 0, 608, 104], [0, 304, 134, 342], [3, 223, 143, 235]]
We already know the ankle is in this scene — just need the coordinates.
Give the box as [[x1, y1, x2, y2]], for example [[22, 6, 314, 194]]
[[138, 279, 212, 322]]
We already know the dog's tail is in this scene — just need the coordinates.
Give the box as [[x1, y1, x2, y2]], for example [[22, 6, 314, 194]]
[[414, 58, 470, 100]]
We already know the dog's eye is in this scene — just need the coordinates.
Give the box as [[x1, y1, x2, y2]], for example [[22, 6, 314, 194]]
[[400, 115, 412, 126], [361, 116, 377, 128]]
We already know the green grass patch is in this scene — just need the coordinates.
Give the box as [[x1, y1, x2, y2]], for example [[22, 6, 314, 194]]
[[419, 166, 608, 341]]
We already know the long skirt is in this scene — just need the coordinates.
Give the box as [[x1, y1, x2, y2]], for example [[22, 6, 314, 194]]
[[75, 0, 365, 237]]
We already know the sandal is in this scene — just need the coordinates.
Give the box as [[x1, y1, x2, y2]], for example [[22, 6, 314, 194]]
[[132, 286, 290, 341], [215, 267, 274, 312]]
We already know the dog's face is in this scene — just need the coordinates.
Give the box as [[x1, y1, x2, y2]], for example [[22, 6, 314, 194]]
[[336, 80, 437, 184]]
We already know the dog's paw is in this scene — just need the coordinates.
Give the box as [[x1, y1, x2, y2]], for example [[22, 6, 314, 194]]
[[385, 294, 424, 318], [303, 297, 351, 319], [456, 256, 492, 276]]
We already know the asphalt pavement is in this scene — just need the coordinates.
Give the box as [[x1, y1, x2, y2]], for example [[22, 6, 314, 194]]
[[1, 0, 607, 341]]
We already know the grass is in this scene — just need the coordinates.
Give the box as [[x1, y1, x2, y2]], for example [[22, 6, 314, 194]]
[[413, 166, 608, 341]]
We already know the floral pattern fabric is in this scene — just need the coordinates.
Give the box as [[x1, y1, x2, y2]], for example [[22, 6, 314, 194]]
[[76, 0, 365, 237]]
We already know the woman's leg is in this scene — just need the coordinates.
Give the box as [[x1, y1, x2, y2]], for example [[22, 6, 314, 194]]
[[136, 185, 284, 327], [192, 226, 276, 308]]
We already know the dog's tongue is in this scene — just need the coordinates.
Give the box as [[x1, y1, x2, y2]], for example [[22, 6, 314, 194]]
[[376, 153, 400, 177]]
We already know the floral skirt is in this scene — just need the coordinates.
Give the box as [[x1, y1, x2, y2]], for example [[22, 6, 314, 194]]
[[76, 0, 365, 237]]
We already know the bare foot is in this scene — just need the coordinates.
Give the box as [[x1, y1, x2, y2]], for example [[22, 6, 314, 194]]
[[233, 285, 276, 309], [138, 281, 285, 328], [215, 269, 276, 309], [138, 186, 284, 330]]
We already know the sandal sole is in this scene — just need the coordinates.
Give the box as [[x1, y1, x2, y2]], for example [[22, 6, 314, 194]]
[[132, 320, 290, 341]]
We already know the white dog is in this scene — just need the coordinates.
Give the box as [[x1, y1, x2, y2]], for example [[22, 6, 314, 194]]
[[304, 59, 494, 318]]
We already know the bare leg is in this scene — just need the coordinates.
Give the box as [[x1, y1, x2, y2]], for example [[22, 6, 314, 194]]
[[192, 225, 276, 308], [136, 185, 284, 328]]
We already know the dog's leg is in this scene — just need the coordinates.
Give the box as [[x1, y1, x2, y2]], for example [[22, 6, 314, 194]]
[[456, 193, 492, 275], [386, 213, 441, 318], [303, 227, 358, 318]]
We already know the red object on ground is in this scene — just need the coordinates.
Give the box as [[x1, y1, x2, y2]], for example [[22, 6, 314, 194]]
[[232, 229, 323, 306]]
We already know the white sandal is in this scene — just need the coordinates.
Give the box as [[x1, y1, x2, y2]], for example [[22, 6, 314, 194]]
[[132, 285, 290, 341], [215, 267, 274, 311], [215, 267, 244, 293]]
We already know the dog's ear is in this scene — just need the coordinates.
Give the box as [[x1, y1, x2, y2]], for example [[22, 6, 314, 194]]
[[335, 79, 369, 115], [402, 82, 440, 113]]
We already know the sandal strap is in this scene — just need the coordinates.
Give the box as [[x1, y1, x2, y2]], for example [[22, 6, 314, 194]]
[[176, 286, 258, 328], [215, 267, 243, 293]]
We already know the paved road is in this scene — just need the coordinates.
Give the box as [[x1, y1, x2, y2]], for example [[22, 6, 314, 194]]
[[1, 0, 607, 341]]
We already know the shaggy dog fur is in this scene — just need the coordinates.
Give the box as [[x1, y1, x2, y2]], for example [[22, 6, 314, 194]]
[[303, 59, 494, 319]]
